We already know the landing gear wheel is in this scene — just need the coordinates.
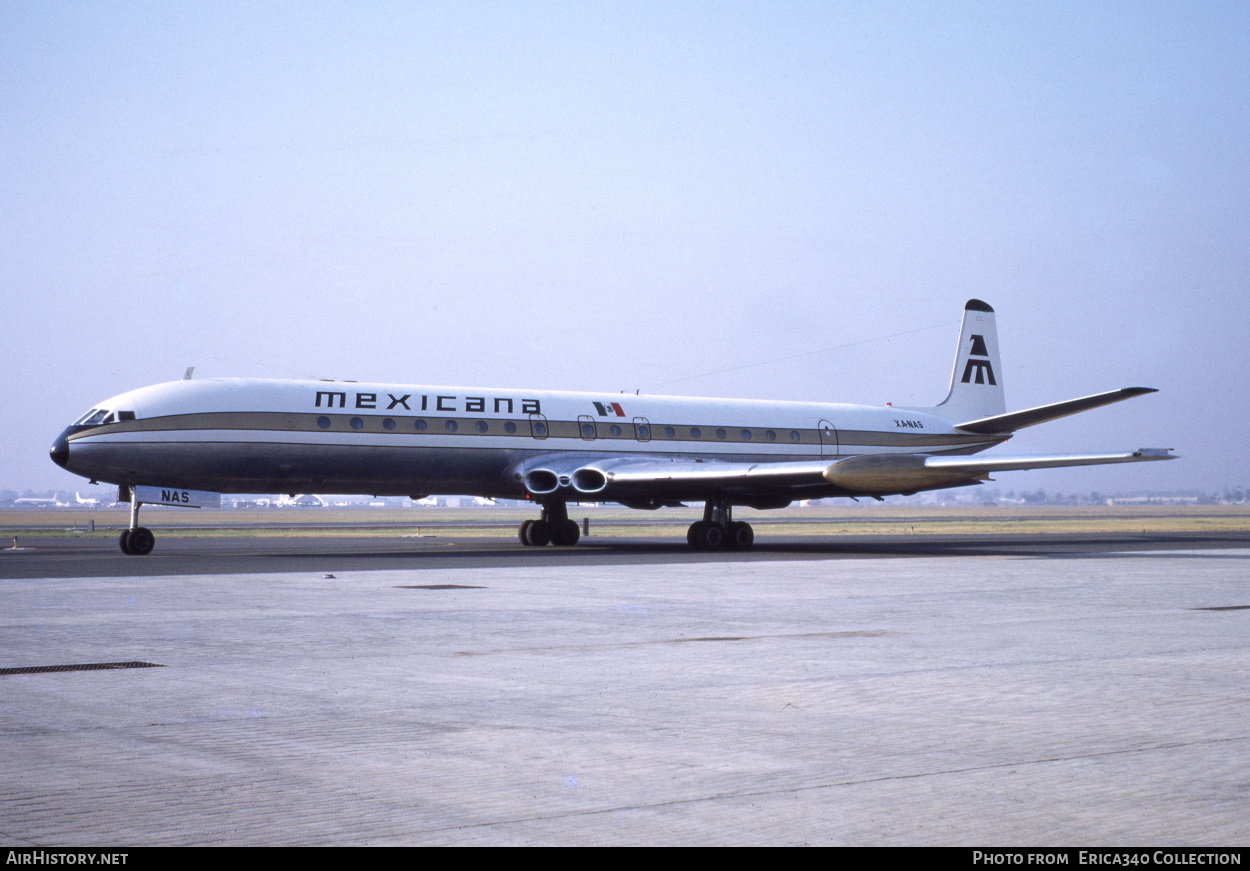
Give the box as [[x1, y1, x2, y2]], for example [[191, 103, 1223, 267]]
[[725, 521, 755, 550], [687, 521, 702, 548], [687, 521, 722, 550], [550, 519, 580, 547], [123, 527, 155, 556], [523, 519, 551, 547], [694, 522, 725, 551], [119, 529, 133, 555], [519, 519, 534, 545], [700, 523, 725, 550]]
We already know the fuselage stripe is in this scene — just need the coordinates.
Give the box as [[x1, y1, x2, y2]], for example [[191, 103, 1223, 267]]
[[67, 411, 1005, 452]]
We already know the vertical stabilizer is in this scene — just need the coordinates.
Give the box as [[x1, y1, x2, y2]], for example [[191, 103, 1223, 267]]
[[922, 299, 1006, 422]]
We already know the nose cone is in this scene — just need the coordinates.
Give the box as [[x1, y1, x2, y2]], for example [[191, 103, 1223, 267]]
[[49, 429, 70, 469]]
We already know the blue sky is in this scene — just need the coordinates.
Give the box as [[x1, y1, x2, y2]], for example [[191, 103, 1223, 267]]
[[3, 1, 1247, 493]]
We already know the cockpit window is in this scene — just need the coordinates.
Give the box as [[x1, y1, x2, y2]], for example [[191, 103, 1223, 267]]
[[73, 408, 134, 427], [78, 409, 111, 427]]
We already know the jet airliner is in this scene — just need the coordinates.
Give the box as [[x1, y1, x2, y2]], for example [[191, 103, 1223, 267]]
[[50, 300, 1174, 554]]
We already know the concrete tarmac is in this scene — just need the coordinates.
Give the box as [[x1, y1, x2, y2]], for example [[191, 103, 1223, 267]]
[[5, 529, 1250, 579], [1, 544, 1247, 845]]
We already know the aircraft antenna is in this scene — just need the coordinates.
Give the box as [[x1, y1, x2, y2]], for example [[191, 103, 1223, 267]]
[[646, 319, 955, 390]]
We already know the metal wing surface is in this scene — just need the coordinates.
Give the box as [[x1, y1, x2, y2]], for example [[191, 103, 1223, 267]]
[[519, 448, 1176, 505]]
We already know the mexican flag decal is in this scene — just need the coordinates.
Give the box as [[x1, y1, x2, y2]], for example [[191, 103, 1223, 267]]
[[592, 401, 626, 417]]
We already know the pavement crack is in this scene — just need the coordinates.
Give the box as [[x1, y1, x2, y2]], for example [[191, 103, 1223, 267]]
[[412, 735, 1250, 835]]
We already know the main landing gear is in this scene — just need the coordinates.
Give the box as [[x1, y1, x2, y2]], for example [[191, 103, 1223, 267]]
[[687, 497, 754, 551], [119, 487, 155, 555], [518, 500, 581, 547]]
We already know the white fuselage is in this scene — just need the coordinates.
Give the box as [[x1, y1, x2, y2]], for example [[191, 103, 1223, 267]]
[[51, 301, 1171, 555], [54, 377, 1005, 500]]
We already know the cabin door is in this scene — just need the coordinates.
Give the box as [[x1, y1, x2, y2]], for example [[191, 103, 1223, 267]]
[[529, 413, 550, 440], [818, 419, 839, 457]]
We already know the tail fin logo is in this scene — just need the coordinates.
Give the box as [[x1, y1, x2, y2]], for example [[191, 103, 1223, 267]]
[[960, 334, 997, 385]]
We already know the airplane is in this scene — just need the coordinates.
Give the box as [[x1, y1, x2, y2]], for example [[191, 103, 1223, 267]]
[[272, 493, 329, 507], [12, 496, 64, 507], [49, 300, 1174, 555]]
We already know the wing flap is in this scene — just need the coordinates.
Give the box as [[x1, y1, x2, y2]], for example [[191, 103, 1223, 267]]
[[598, 457, 832, 486]]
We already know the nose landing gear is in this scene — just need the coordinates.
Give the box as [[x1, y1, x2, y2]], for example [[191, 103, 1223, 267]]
[[118, 487, 155, 555], [119, 526, 155, 555]]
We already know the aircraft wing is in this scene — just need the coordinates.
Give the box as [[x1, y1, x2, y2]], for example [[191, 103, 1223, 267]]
[[518, 448, 1176, 504], [517, 455, 834, 508], [595, 457, 832, 487], [923, 448, 1176, 474]]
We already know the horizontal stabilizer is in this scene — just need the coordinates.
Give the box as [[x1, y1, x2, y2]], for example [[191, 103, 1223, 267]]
[[955, 388, 1157, 434]]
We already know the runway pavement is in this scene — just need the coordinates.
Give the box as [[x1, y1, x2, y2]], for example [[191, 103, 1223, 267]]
[[1, 536, 1247, 845], [3, 528, 1250, 579]]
